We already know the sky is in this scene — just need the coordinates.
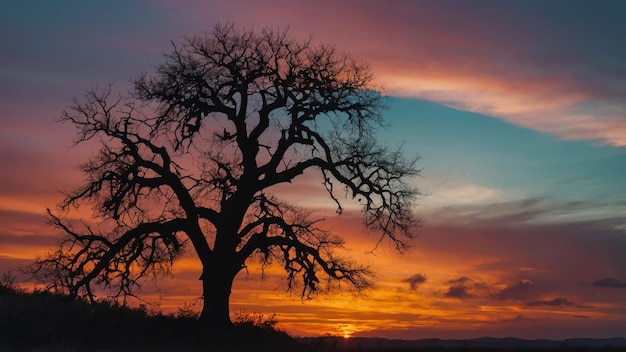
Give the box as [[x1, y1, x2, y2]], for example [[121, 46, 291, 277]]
[[2, 0, 626, 340]]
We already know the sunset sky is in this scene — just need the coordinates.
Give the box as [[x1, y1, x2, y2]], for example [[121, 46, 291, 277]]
[[2, 0, 626, 340]]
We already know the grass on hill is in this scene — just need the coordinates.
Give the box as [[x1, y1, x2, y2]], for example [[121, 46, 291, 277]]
[[0, 277, 296, 351]]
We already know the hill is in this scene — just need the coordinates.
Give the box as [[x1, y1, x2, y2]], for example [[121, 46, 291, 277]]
[[0, 280, 295, 351], [302, 336, 626, 351]]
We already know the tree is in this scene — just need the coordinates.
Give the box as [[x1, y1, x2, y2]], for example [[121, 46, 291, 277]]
[[29, 23, 420, 328]]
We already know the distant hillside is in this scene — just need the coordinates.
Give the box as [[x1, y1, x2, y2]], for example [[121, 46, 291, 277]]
[[302, 336, 626, 351]]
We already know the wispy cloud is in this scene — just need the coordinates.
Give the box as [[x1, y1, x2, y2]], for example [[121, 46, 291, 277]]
[[527, 298, 575, 307], [172, 0, 626, 146], [591, 278, 626, 288], [427, 197, 626, 228]]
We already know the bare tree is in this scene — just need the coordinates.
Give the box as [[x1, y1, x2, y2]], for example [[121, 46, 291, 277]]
[[28, 23, 421, 328]]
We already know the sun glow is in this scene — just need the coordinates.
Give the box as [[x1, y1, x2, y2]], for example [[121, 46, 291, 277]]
[[339, 323, 358, 339]]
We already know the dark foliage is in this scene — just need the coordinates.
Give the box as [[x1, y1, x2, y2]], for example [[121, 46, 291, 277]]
[[0, 280, 296, 351]]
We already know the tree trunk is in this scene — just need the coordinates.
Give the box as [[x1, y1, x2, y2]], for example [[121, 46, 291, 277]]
[[199, 266, 236, 329]]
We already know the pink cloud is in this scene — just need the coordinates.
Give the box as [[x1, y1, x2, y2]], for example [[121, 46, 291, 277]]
[[153, 0, 626, 146]]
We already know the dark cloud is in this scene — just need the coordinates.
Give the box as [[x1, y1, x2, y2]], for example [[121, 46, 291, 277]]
[[447, 276, 472, 285], [445, 285, 471, 299], [526, 298, 575, 307], [441, 276, 491, 299], [442, 278, 538, 301], [496, 280, 534, 300], [591, 278, 626, 288], [403, 273, 427, 290]]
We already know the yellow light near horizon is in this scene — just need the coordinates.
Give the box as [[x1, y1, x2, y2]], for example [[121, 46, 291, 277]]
[[339, 323, 358, 339]]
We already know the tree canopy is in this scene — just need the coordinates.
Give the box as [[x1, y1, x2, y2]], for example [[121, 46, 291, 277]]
[[28, 23, 421, 328]]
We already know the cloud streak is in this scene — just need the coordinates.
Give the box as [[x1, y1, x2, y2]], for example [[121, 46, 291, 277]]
[[527, 298, 575, 307], [170, 0, 626, 146], [592, 278, 626, 288]]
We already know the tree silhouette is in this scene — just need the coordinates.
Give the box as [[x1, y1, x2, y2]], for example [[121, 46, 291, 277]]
[[28, 23, 420, 328]]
